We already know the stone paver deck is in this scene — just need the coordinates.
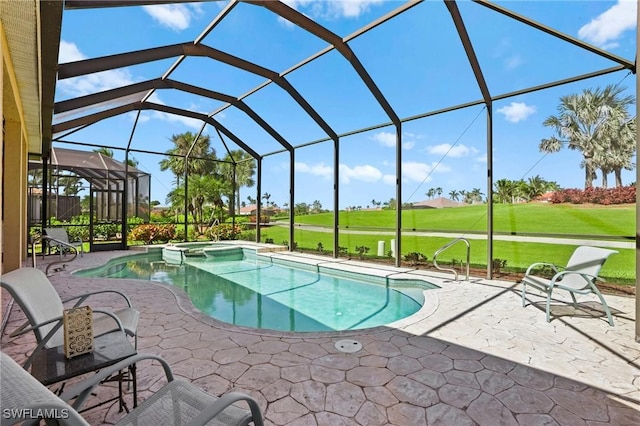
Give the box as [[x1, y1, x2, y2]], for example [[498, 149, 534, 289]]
[[1, 247, 639, 425]]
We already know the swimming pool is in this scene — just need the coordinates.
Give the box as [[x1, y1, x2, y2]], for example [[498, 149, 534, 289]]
[[76, 245, 438, 332]]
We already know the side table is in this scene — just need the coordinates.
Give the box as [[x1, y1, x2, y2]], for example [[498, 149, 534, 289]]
[[30, 330, 137, 412]]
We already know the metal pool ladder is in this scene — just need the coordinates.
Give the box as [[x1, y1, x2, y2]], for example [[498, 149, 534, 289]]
[[433, 237, 470, 281]]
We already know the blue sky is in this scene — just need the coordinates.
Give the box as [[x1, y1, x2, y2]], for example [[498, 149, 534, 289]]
[[53, 0, 637, 210]]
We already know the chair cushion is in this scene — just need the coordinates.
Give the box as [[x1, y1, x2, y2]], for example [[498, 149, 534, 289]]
[[93, 308, 140, 339]]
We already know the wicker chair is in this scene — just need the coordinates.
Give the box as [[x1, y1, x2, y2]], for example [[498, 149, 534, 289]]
[[1, 351, 263, 426]]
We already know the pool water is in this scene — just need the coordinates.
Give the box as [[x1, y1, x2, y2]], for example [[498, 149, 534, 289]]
[[77, 250, 436, 332]]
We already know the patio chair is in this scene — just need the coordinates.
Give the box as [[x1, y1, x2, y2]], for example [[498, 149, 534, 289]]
[[43, 227, 84, 257], [1, 351, 264, 426], [521, 245, 617, 326], [0, 267, 140, 369]]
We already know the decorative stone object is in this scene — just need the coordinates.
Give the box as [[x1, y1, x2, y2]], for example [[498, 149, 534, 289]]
[[63, 306, 94, 358]]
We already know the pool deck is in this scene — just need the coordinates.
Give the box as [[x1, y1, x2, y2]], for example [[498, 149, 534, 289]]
[[2, 245, 639, 425]]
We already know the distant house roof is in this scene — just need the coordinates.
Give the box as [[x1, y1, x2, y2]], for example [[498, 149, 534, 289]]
[[535, 191, 555, 202], [239, 204, 257, 215], [412, 197, 464, 209]]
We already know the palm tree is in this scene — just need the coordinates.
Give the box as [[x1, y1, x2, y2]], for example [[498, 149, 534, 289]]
[[494, 179, 516, 204], [594, 116, 636, 188], [58, 175, 82, 196], [540, 84, 635, 189], [524, 175, 548, 200], [159, 132, 216, 186], [470, 188, 484, 203], [187, 174, 228, 232], [28, 169, 43, 186], [166, 185, 186, 223], [124, 157, 139, 168], [448, 190, 459, 202], [220, 150, 256, 215], [94, 147, 114, 157], [262, 192, 271, 206]]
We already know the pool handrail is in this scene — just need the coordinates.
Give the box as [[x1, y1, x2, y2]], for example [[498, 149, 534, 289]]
[[433, 237, 470, 281]]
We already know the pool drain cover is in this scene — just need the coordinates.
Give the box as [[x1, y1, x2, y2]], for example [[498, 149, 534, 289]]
[[335, 339, 362, 353]]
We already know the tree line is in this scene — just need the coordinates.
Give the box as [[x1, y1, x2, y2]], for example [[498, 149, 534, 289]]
[[32, 84, 635, 220], [540, 84, 635, 189]]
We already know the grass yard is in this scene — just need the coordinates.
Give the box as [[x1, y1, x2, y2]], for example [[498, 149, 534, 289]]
[[261, 203, 635, 284], [290, 203, 634, 237]]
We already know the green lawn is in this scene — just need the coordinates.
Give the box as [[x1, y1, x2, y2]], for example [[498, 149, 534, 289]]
[[289, 203, 634, 237], [261, 203, 635, 283]]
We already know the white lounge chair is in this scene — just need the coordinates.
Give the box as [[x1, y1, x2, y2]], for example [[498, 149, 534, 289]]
[[0, 267, 140, 369], [44, 227, 84, 257], [521, 245, 617, 326], [1, 351, 264, 426]]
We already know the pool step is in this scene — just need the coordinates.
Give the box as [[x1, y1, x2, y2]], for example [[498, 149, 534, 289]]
[[184, 251, 206, 258]]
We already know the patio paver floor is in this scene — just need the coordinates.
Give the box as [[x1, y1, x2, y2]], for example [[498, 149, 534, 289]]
[[1, 249, 639, 425]]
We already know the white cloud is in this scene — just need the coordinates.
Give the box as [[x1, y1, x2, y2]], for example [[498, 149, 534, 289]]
[[281, 0, 383, 20], [339, 164, 382, 183], [327, 0, 384, 18], [295, 161, 333, 179], [130, 111, 150, 124], [402, 140, 415, 150], [59, 40, 85, 62], [402, 161, 450, 183], [145, 93, 204, 129], [57, 41, 135, 97], [402, 161, 432, 183], [371, 131, 416, 150], [382, 174, 396, 185], [578, 0, 637, 48], [497, 102, 536, 123], [151, 111, 202, 129], [143, 3, 199, 31], [505, 55, 523, 70], [371, 131, 396, 147], [425, 144, 475, 158], [475, 153, 487, 164]]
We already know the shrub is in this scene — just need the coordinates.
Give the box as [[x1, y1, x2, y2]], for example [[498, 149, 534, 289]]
[[355, 245, 370, 259], [130, 224, 176, 244], [492, 258, 507, 273], [174, 228, 185, 241], [127, 216, 145, 231], [206, 223, 245, 240], [232, 216, 249, 224], [282, 240, 298, 250], [249, 215, 270, 223], [550, 185, 635, 204], [237, 230, 256, 241], [404, 252, 427, 266], [94, 222, 121, 240], [66, 225, 89, 242]]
